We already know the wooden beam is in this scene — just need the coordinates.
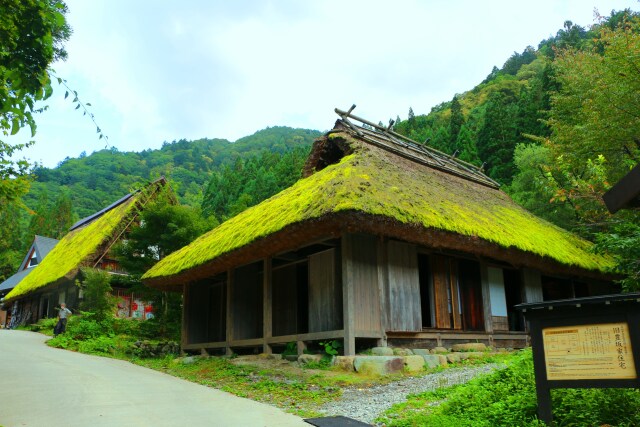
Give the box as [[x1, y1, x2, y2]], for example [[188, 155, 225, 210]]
[[183, 341, 228, 350], [603, 163, 640, 213], [266, 330, 346, 344]]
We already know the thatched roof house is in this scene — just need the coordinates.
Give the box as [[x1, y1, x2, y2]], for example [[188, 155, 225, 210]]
[[3, 179, 167, 324], [0, 235, 58, 327], [143, 109, 615, 355]]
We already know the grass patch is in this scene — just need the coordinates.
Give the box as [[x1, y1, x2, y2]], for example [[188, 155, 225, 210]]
[[377, 349, 640, 426], [134, 355, 343, 417]]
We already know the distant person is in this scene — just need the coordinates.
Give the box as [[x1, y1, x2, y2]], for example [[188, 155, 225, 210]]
[[53, 303, 72, 336]]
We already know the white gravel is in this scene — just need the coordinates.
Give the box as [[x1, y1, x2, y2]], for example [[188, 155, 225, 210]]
[[319, 364, 504, 425]]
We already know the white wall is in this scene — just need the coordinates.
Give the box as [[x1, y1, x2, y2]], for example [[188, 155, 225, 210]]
[[488, 267, 507, 316]]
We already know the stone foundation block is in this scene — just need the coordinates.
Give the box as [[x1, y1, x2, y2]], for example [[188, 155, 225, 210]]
[[333, 356, 355, 371], [446, 353, 461, 363], [451, 343, 487, 352], [393, 348, 414, 356], [371, 347, 394, 356], [403, 355, 425, 372], [420, 354, 442, 369], [298, 354, 324, 365], [432, 346, 448, 354], [353, 356, 404, 375]]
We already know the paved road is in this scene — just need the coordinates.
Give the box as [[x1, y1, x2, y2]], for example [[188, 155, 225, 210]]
[[0, 330, 308, 427]]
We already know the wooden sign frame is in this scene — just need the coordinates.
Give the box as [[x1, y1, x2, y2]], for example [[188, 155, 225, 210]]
[[517, 293, 640, 424]]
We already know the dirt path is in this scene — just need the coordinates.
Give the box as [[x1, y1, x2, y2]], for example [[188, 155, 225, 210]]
[[0, 330, 307, 427]]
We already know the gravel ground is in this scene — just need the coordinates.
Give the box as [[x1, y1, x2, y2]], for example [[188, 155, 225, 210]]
[[319, 363, 505, 425]]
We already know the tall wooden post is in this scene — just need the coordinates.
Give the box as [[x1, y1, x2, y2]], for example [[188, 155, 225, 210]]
[[341, 234, 356, 356], [225, 270, 234, 356], [263, 257, 272, 354], [181, 283, 189, 352], [480, 263, 493, 334]]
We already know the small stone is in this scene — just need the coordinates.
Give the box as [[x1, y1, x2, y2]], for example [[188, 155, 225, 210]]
[[412, 349, 430, 356], [371, 347, 394, 356], [284, 354, 299, 362], [267, 353, 283, 360]]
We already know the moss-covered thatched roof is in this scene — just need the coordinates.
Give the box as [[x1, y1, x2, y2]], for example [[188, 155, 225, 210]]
[[3, 195, 140, 304], [143, 129, 613, 289]]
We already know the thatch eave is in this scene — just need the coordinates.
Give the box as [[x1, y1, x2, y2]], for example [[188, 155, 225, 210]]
[[144, 211, 614, 292]]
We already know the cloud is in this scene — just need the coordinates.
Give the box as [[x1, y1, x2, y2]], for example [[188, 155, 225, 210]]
[[9, 0, 638, 168]]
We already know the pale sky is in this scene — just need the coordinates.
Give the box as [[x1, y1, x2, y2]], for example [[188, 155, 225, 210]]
[[9, 0, 639, 168]]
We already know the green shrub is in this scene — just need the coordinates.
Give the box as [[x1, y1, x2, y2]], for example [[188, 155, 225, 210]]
[[27, 317, 58, 334], [379, 349, 640, 426], [78, 268, 116, 321], [112, 317, 140, 336], [77, 336, 117, 355]]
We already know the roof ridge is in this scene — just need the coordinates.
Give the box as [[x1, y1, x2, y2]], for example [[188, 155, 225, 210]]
[[334, 106, 500, 189]]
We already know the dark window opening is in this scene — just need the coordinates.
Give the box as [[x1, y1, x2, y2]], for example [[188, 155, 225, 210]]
[[458, 259, 484, 331], [542, 276, 574, 300], [272, 261, 309, 336], [232, 262, 263, 340], [187, 275, 227, 345], [503, 269, 525, 331], [418, 254, 433, 328]]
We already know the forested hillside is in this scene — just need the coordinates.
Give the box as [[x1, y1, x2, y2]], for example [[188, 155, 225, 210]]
[[0, 127, 319, 279], [28, 126, 320, 217], [391, 9, 640, 289]]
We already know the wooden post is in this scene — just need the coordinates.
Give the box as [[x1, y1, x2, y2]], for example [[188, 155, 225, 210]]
[[341, 235, 356, 356], [181, 283, 189, 350], [297, 340, 307, 356], [376, 236, 389, 341], [263, 257, 272, 354], [480, 263, 493, 333], [226, 270, 233, 356]]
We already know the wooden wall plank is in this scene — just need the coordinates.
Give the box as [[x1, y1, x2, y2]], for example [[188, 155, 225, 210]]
[[207, 280, 226, 342], [347, 234, 381, 332], [273, 264, 298, 335], [309, 249, 341, 332], [523, 268, 543, 303], [387, 240, 421, 331], [232, 262, 263, 340]]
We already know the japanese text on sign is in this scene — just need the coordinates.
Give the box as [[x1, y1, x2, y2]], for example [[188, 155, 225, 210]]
[[542, 322, 636, 380]]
